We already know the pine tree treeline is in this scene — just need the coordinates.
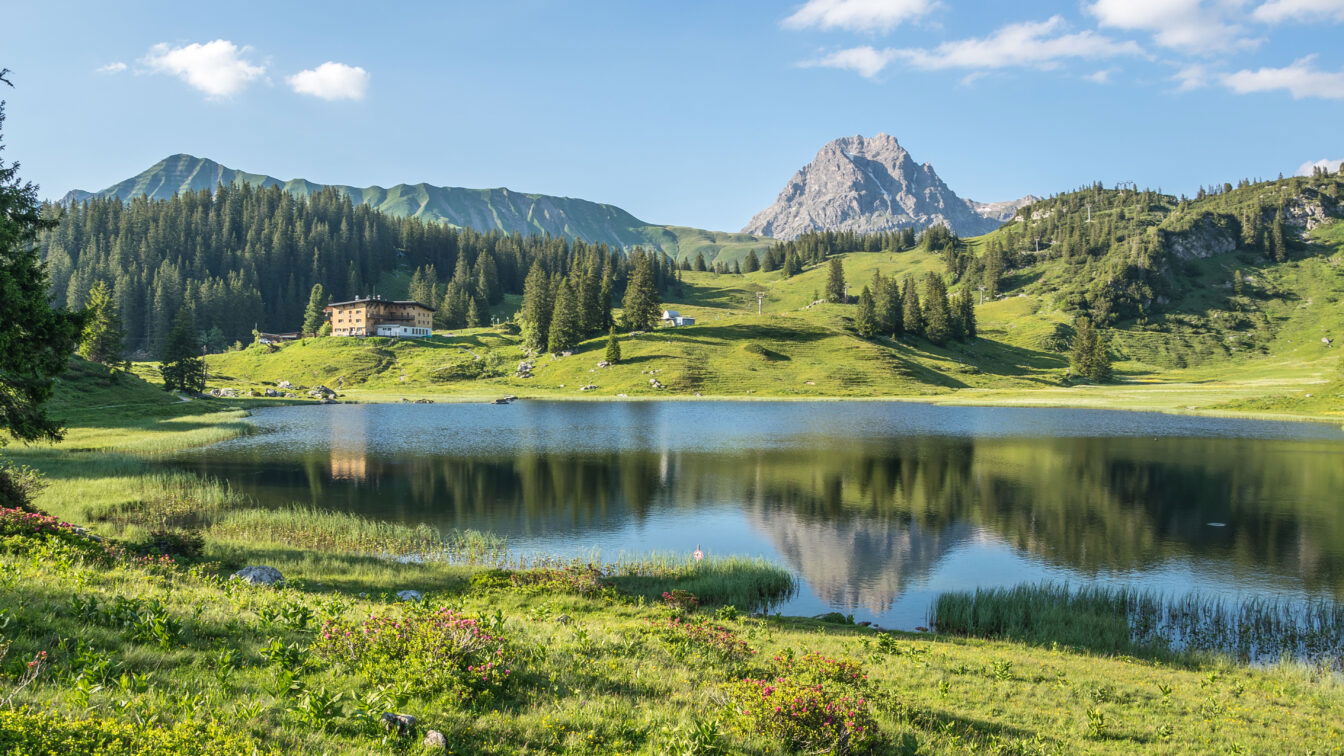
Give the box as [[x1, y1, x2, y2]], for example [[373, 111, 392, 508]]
[[516, 247, 671, 354], [39, 185, 675, 357], [853, 268, 976, 345]]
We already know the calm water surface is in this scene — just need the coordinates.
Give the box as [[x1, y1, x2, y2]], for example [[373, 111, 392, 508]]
[[171, 401, 1344, 628]]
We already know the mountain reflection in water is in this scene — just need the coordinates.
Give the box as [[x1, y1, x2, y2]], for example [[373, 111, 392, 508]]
[[170, 402, 1344, 626]]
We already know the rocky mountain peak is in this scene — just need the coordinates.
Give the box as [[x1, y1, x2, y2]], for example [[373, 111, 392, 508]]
[[742, 134, 1033, 240]]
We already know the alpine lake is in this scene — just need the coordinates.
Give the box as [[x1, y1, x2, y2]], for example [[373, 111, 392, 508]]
[[167, 401, 1344, 634]]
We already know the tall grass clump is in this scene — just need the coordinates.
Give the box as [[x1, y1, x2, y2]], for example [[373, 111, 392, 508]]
[[602, 553, 796, 610], [207, 505, 506, 563], [932, 582, 1344, 667]]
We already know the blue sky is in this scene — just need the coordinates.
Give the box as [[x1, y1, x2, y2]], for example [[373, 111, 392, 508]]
[[5, 0, 1343, 232]]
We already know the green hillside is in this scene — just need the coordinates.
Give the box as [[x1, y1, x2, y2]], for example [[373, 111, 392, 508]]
[[62, 154, 773, 262], [194, 220, 1344, 418]]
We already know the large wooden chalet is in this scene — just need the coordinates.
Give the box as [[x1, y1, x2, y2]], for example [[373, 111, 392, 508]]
[[324, 296, 435, 338]]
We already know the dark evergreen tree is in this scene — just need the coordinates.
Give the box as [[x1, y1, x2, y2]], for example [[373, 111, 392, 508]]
[[743, 250, 760, 273], [519, 262, 552, 352], [922, 273, 953, 345], [900, 276, 923, 338], [547, 280, 581, 353], [826, 257, 846, 303], [158, 307, 206, 392], [621, 251, 660, 331], [604, 326, 621, 364], [301, 283, 328, 335], [1069, 317, 1112, 382], [782, 252, 801, 278], [0, 75, 85, 442], [957, 290, 977, 340], [854, 286, 879, 338], [78, 280, 124, 364]]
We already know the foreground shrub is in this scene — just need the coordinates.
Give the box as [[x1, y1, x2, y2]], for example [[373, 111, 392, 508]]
[[725, 676, 877, 755], [772, 651, 868, 688], [0, 708, 265, 755], [649, 617, 756, 665], [0, 463, 46, 512], [0, 506, 112, 562], [312, 607, 514, 701], [507, 564, 610, 597]]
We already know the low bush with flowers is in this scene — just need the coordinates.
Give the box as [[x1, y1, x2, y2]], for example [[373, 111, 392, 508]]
[[661, 589, 700, 612], [0, 708, 266, 755], [725, 674, 878, 755], [0, 506, 114, 562], [648, 616, 757, 665], [723, 651, 877, 754], [311, 606, 515, 702], [772, 651, 869, 688]]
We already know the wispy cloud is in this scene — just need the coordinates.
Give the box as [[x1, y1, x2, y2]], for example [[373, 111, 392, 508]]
[[142, 40, 266, 99], [783, 0, 938, 33], [1089, 0, 1259, 54], [1085, 68, 1118, 83], [96, 61, 127, 74], [891, 17, 1142, 71], [288, 62, 369, 101], [799, 46, 898, 78], [1253, 0, 1344, 23], [1221, 56, 1344, 98], [800, 17, 1142, 79]]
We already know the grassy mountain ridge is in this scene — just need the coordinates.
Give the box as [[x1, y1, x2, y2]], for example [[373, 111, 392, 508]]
[[61, 154, 773, 262]]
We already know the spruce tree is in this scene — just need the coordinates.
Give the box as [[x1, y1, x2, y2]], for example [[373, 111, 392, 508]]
[[0, 77, 85, 442], [826, 257, 847, 303], [604, 326, 621, 364], [1069, 317, 1112, 382], [519, 262, 553, 352], [78, 280, 125, 364], [548, 280, 581, 353], [900, 276, 923, 338], [958, 290, 977, 340], [301, 282, 328, 335], [1269, 209, 1288, 262], [855, 286, 879, 338], [782, 252, 801, 278], [159, 307, 206, 393], [743, 250, 760, 273], [922, 274, 952, 345], [466, 296, 484, 328], [621, 252, 660, 331]]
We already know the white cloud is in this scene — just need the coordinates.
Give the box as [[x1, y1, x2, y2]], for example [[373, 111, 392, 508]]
[[800, 46, 898, 78], [142, 40, 265, 98], [287, 62, 369, 101], [1085, 68, 1118, 83], [891, 16, 1143, 71], [1221, 56, 1344, 98], [1253, 0, 1344, 23], [1173, 63, 1212, 90], [783, 0, 938, 32], [1297, 158, 1344, 175], [96, 62, 127, 74], [1089, 0, 1257, 53]]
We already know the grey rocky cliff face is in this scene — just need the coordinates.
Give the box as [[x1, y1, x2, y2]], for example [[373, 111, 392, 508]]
[[742, 133, 1033, 240]]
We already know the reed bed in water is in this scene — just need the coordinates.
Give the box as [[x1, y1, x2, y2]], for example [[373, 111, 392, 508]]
[[931, 582, 1344, 666], [207, 505, 507, 564]]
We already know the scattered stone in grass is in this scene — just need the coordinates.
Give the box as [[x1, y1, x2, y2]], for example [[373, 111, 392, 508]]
[[579, 384, 597, 392], [597, 361, 611, 368], [423, 730, 447, 750], [556, 614, 572, 625], [396, 590, 423, 602], [381, 712, 417, 736], [231, 565, 283, 585]]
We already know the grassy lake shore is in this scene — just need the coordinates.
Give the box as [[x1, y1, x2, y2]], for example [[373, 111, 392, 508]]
[[2, 364, 1342, 753]]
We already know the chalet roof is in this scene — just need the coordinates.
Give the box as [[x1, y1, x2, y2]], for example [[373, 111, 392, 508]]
[[325, 296, 436, 312]]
